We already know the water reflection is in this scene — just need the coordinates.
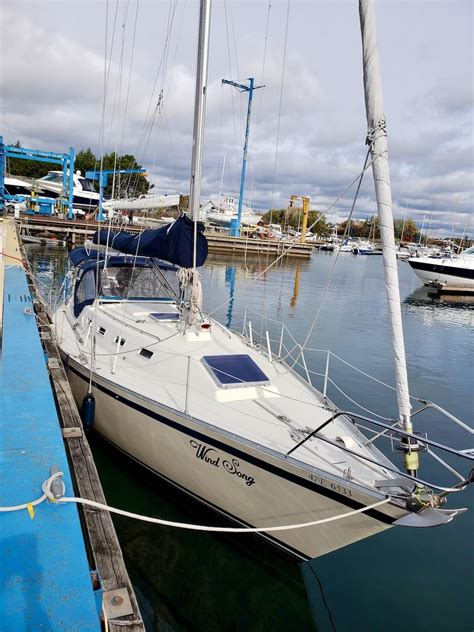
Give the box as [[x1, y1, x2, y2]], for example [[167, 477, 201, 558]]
[[224, 265, 236, 328], [24, 244, 474, 632], [404, 286, 474, 329], [290, 262, 302, 309]]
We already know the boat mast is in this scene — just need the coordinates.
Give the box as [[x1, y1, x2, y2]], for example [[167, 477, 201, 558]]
[[189, 0, 212, 231], [359, 0, 417, 475]]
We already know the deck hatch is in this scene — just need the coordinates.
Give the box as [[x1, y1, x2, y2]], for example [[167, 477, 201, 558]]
[[139, 349, 154, 359], [202, 354, 270, 388], [150, 312, 180, 321]]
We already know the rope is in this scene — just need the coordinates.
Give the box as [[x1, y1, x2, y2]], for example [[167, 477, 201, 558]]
[[0, 251, 25, 265], [0, 470, 64, 514], [298, 148, 371, 353], [269, 0, 291, 224], [1, 471, 391, 532]]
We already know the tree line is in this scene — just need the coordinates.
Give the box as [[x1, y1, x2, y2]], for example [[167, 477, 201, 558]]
[[260, 209, 421, 241]]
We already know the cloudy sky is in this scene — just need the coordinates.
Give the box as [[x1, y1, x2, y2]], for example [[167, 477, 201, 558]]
[[1, 0, 472, 235]]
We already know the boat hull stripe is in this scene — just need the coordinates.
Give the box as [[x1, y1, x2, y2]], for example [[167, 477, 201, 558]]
[[98, 433, 309, 561], [409, 260, 474, 280], [68, 363, 395, 526]]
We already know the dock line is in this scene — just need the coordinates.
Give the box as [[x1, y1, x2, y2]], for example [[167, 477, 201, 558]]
[[1, 470, 392, 531]]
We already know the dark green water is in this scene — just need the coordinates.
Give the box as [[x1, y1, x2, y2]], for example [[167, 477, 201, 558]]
[[28, 245, 474, 632]]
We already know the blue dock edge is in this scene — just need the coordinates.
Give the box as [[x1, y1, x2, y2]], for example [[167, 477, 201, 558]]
[[0, 263, 101, 630]]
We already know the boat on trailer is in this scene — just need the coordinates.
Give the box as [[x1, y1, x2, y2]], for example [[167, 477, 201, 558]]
[[51, 0, 473, 560]]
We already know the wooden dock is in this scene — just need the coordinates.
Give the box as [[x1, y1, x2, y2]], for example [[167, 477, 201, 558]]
[[427, 282, 474, 296], [17, 214, 316, 258], [1, 218, 145, 631]]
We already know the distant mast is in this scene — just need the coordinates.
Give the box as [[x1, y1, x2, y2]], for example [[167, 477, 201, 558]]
[[359, 0, 416, 474]]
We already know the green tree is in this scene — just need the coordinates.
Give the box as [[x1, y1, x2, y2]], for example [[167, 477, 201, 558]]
[[75, 148, 97, 176], [101, 152, 150, 198], [6, 140, 56, 179], [260, 207, 331, 236], [393, 218, 419, 242]]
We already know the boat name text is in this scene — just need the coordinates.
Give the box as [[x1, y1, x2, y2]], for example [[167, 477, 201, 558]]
[[190, 441, 255, 487]]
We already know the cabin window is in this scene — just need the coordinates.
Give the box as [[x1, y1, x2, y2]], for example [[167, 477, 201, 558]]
[[78, 177, 96, 193], [74, 269, 98, 317], [99, 266, 168, 300], [76, 270, 97, 305], [41, 173, 63, 183], [139, 349, 153, 359]]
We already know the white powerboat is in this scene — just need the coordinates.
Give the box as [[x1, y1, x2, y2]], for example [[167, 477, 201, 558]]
[[352, 241, 382, 255], [200, 195, 262, 227], [51, 0, 473, 561], [408, 247, 474, 287], [36, 170, 100, 211]]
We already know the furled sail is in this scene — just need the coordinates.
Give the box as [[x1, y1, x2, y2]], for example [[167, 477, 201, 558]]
[[92, 214, 208, 268]]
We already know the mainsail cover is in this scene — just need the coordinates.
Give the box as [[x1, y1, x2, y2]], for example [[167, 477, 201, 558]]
[[92, 214, 208, 268]]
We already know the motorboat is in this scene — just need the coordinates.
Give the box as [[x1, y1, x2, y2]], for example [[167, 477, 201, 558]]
[[339, 239, 359, 252], [408, 246, 474, 287], [50, 0, 473, 561], [3, 175, 39, 198], [36, 170, 100, 211], [200, 195, 262, 227], [352, 241, 382, 255]]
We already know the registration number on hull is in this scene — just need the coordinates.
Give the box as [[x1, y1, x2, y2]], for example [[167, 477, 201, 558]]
[[309, 473, 352, 497]]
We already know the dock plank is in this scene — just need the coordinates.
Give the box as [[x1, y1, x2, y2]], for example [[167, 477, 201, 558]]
[[21, 245, 145, 630]]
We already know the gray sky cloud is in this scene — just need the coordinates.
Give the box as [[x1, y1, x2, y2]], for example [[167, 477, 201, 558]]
[[1, 0, 472, 236]]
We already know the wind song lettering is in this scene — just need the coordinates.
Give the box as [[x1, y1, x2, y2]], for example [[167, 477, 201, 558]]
[[190, 440, 256, 487]]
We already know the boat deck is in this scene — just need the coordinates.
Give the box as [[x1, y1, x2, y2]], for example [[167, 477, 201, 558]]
[[58, 299, 398, 491]]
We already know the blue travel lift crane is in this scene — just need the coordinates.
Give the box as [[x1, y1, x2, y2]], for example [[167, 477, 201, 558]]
[[222, 78, 264, 237], [0, 136, 75, 218], [85, 168, 146, 222]]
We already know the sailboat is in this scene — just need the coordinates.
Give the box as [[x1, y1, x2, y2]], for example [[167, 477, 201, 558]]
[[51, 0, 472, 560]]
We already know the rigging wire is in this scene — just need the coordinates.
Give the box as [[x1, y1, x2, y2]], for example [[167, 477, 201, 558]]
[[113, 0, 140, 200], [121, 0, 178, 199], [298, 149, 371, 353], [223, 0, 241, 194], [126, 0, 179, 199], [159, 0, 187, 188], [269, 0, 291, 226], [206, 151, 380, 320], [149, 0, 183, 196], [110, 0, 130, 199], [248, 0, 272, 211]]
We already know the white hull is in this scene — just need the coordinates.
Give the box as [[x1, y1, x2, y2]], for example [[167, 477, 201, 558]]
[[104, 195, 181, 212], [408, 255, 474, 287], [66, 359, 399, 560], [204, 212, 262, 227]]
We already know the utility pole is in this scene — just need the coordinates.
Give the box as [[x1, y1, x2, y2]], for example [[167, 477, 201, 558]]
[[222, 77, 264, 236]]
